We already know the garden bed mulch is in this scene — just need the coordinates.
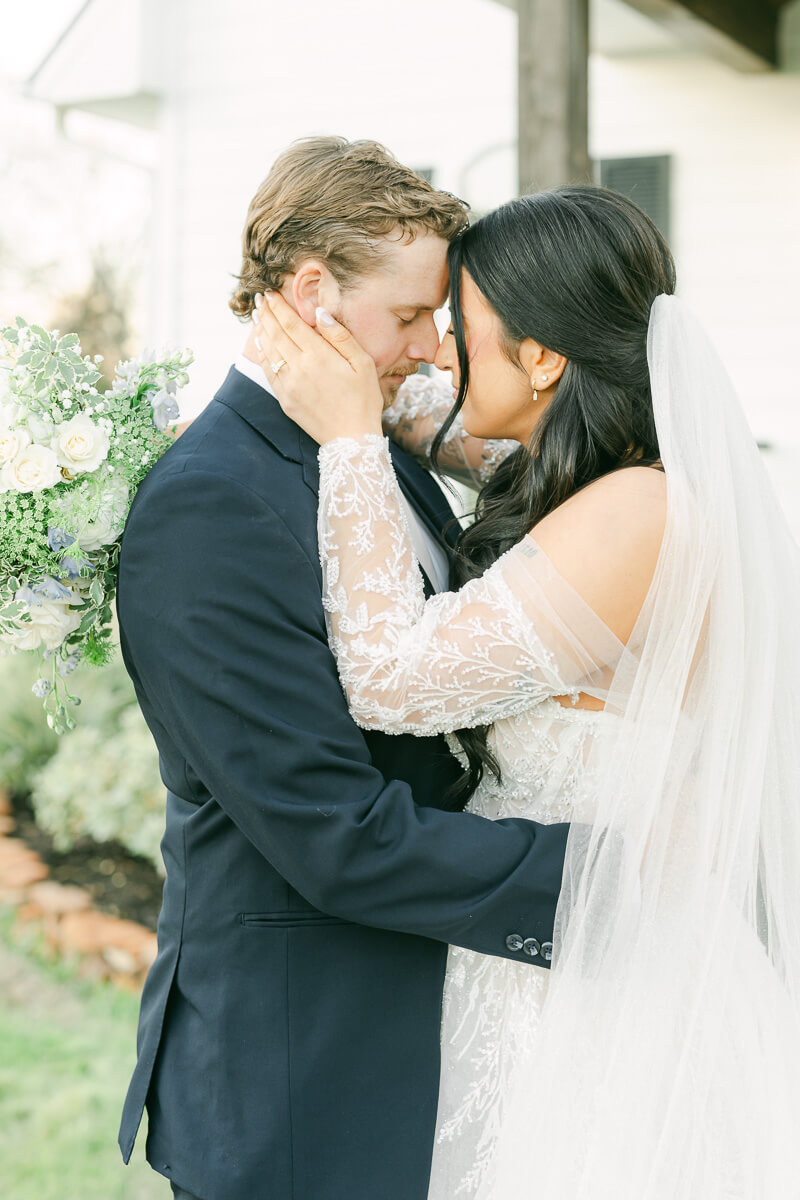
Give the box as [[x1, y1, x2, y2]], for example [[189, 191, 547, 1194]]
[[9, 791, 163, 930], [0, 790, 163, 991]]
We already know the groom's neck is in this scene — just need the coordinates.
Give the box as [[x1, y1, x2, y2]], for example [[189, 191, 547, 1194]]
[[241, 325, 262, 366]]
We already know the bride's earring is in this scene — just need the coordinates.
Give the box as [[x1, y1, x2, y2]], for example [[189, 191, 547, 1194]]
[[532, 372, 550, 402]]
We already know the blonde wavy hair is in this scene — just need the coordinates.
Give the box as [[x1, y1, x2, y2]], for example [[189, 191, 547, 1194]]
[[230, 136, 469, 320]]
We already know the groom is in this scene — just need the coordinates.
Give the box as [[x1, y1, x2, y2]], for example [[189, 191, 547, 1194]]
[[117, 137, 571, 1200]]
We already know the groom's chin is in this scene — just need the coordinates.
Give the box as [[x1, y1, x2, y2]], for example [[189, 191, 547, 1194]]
[[381, 380, 403, 408]]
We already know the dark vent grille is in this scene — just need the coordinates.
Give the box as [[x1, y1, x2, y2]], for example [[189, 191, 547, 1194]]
[[599, 155, 671, 241]]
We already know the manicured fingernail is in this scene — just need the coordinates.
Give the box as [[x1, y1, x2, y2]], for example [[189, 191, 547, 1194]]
[[254, 336, 262, 352], [254, 293, 264, 308], [315, 306, 335, 327]]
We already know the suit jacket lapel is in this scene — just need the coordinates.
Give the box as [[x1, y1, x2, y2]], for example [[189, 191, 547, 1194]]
[[388, 442, 462, 553], [214, 367, 461, 594]]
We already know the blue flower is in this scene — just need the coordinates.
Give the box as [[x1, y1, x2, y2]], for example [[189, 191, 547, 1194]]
[[59, 554, 94, 581], [32, 678, 52, 698], [47, 527, 77, 553], [18, 576, 74, 606], [58, 653, 80, 677], [151, 388, 180, 431]]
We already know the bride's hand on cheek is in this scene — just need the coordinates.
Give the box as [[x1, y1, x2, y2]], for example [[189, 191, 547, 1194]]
[[253, 291, 384, 445]]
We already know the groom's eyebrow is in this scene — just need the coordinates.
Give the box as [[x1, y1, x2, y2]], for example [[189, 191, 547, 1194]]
[[394, 303, 437, 319]]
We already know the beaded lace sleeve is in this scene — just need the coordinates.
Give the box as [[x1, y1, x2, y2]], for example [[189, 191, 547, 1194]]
[[318, 435, 623, 736], [382, 374, 517, 487]]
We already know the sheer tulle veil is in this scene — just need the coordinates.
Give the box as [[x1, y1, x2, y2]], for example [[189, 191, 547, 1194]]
[[492, 295, 800, 1197]]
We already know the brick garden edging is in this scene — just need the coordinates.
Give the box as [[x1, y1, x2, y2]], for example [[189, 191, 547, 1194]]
[[0, 790, 157, 992]]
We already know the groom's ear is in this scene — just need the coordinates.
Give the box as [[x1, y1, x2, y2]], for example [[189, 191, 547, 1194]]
[[291, 259, 340, 328]]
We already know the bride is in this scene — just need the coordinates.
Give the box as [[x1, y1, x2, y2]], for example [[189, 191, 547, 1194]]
[[253, 185, 800, 1199]]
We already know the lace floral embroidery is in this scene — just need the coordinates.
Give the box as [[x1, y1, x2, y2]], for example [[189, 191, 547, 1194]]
[[383, 374, 516, 486], [317, 436, 594, 737]]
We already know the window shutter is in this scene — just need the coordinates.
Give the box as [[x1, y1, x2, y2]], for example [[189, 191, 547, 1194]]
[[598, 155, 671, 241]]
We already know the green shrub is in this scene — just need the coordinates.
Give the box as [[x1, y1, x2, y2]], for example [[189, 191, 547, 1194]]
[[0, 654, 60, 795], [30, 700, 165, 874], [0, 648, 165, 873]]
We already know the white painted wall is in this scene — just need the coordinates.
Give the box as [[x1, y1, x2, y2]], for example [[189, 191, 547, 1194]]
[[590, 49, 800, 447], [146, 0, 517, 414]]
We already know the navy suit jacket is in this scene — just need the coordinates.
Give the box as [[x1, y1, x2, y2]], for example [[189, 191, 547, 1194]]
[[116, 367, 570, 1200]]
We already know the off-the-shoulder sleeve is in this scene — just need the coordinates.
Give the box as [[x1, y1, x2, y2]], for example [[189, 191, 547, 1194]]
[[318, 435, 624, 736], [382, 374, 517, 487]]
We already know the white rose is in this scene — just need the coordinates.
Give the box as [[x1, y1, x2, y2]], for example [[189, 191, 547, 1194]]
[[0, 426, 31, 466], [6, 443, 62, 493], [79, 481, 130, 550], [0, 599, 82, 653], [51, 413, 110, 475]]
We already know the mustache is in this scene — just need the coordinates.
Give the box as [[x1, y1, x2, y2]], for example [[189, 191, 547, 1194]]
[[382, 366, 420, 379]]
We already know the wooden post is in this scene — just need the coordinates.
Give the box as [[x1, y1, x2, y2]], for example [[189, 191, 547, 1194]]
[[518, 0, 591, 194]]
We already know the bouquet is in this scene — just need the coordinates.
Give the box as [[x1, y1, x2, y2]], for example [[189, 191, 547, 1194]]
[[0, 318, 192, 732]]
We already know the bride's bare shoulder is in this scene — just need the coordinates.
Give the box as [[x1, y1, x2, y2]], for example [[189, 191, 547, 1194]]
[[535, 465, 666, 540], [530, 467, 667, 643]]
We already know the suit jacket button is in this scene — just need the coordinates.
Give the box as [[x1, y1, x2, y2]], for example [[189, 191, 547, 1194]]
[[505, 933, 524, 952], [522, 937, 541, 958], [540, 941, 553, 962]]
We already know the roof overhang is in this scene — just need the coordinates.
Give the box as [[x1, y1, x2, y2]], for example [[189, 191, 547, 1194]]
[[496, 0, 788, 72], [26, 0, 161, 127]]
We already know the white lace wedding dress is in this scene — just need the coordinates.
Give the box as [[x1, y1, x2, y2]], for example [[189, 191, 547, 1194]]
[[319, 378, 627, 1199], [309, 293, 800, 1200]]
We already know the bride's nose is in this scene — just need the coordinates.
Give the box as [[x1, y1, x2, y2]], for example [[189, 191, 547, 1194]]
[[434, 331, 456, 378]]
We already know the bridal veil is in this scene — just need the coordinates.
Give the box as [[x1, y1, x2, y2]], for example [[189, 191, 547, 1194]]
[[491, 295, 800, 1198]]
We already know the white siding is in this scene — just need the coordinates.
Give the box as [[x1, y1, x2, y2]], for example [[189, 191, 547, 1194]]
[[590, 49, 800, 447]]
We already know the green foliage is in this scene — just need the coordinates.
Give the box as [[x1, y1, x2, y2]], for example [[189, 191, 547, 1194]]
[[0, 915, 161, 1199], [29, 660, 164, 872], [0, 654, 59, 795], [30, 702, 165, 874], [0, 652, 165, 873]]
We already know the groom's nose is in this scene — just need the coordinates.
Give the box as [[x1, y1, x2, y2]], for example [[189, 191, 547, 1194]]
[[406, 315, 441, 364]]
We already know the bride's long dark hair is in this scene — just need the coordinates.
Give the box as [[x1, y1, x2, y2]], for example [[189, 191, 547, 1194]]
[[434, 185, 676, 804]]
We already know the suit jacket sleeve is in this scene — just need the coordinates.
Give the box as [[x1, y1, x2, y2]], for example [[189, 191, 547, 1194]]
[[117, 465, 570, 962]]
